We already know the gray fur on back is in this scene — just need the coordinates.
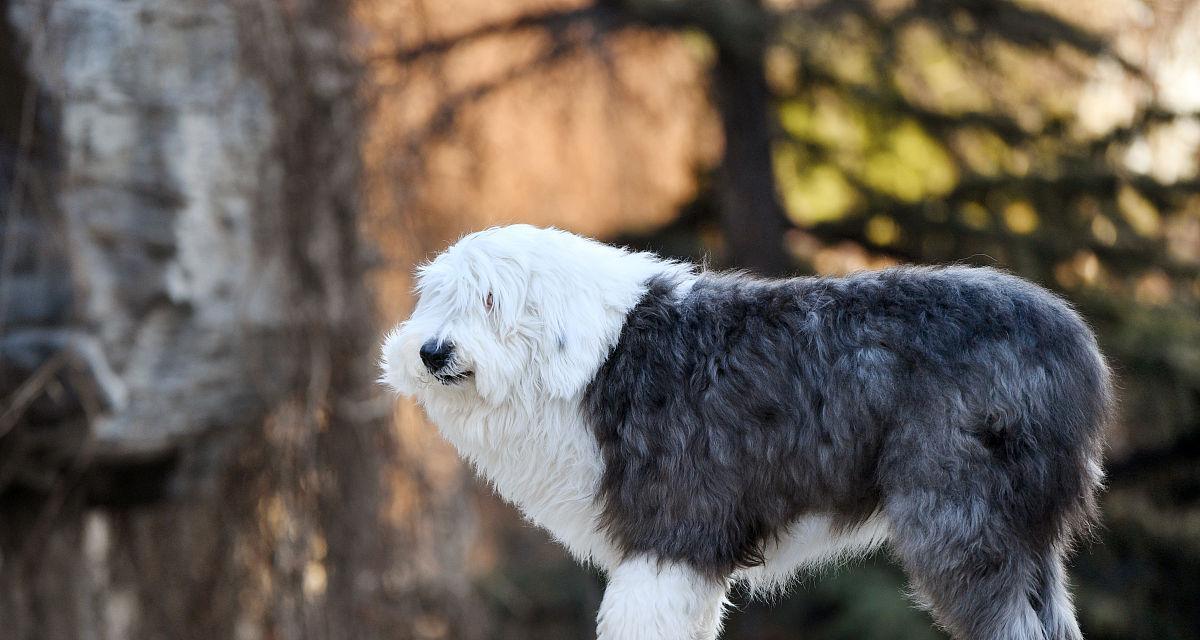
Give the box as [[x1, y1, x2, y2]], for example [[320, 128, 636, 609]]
[[583, 265, 1111, 640]]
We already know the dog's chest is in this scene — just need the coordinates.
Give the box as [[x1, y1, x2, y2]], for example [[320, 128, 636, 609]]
[[427, 400, 618, 568]]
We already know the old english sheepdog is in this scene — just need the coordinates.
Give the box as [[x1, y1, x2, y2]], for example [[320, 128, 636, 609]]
[[381, 224, 1111, 640]]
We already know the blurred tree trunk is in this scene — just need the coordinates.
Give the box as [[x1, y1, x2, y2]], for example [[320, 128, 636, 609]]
[[614, 0, 792, 275], [711, 44, 793, 276], [0, 1, 481, 639]]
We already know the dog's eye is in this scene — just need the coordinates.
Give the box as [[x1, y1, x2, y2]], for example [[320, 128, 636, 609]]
[[484, 291, 494, 311]]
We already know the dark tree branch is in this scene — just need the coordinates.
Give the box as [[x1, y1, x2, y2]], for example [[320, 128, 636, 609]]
[[391, 31, 594, 185], [797, 165, 1200, 279], [788, 59, 1038, 143], [386, 7, 615, 64], [896, 0, 1144, 76]]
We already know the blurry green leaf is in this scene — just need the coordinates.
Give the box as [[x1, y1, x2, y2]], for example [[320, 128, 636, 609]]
[[1118, 185, 1161, 237], [775, 148, 861, 224], [1003, 200, 1039, 234], [861, 120, 958, 202], [866, 215, 902, 245]]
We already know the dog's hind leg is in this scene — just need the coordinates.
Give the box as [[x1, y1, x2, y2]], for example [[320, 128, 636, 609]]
[[1031, 548, 1083, 640], [597, 556, 728, 640], [886, 494, 1048, 640], [881, 421, 1054, 640]]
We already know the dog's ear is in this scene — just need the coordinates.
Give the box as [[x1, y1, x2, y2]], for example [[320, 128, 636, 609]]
[[532, 275, 617, 400]]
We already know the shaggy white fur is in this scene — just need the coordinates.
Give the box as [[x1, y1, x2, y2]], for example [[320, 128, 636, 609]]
[[597, 557, 728, 640], [737, 514, 891, 597], [381, 226, 689, 570], [381, 225, 889, 639]]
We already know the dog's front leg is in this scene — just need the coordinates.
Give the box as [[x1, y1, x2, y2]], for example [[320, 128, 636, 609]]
[[597, 556, 729, 640]]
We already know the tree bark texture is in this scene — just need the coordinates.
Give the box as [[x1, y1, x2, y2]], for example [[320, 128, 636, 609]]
[[0, 1, 481, 639]]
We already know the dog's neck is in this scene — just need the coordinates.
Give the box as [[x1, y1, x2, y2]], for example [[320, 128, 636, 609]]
[[423, 393, 618, 567]]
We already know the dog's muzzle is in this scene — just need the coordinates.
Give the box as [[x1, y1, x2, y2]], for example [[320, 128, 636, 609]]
[[420, 339, 472, 384]]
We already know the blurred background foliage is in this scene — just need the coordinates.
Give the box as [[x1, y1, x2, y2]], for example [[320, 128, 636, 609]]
[[2, 0, 1199, 638]]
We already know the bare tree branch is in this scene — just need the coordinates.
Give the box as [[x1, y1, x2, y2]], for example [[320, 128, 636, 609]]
[[385, 6, 615, 64]]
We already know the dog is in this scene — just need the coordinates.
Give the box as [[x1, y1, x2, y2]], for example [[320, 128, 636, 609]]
[[381, 224, 1111, 640]]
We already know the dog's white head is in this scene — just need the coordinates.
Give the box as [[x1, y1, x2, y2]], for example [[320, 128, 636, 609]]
[[381, 225, 685, 407]]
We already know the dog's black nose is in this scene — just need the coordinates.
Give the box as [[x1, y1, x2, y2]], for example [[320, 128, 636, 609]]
[[419, 339, 454, 373]]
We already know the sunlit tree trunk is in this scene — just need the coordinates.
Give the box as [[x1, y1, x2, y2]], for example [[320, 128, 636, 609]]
[[0, 1, 481, 638]]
